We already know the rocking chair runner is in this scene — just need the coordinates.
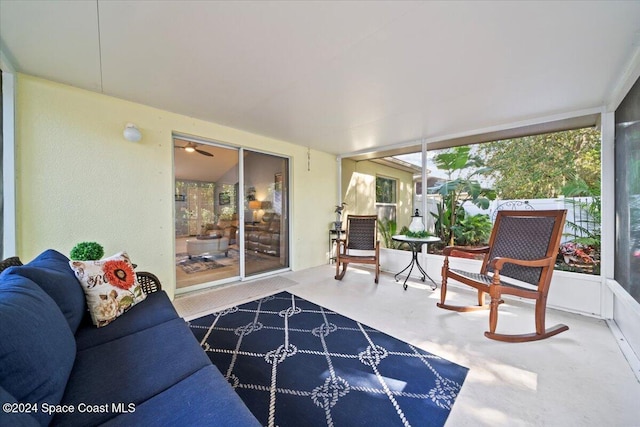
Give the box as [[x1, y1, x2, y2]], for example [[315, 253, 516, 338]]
[[334, 215, 380, 283], [438, 210, 568, 343]]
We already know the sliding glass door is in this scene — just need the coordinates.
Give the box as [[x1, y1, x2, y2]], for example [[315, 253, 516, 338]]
[[174, 137, 290, 291], [243, 150, 289, 276], [174, 138, 240, 290]]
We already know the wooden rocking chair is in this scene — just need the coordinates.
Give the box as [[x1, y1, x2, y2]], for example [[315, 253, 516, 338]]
[[334, 215, 380, 284], [438, 210, 568, 342]]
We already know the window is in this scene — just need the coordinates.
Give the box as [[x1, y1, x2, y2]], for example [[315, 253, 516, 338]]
[[615, 75, 640, 303], [174, 180, 215, 237], [376, 176, 396, 204], [375, 175, 397, 225]]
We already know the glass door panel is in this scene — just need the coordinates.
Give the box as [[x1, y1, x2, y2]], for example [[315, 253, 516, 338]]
[[174, 138, 240, 290], [243, 150, 289, 276]]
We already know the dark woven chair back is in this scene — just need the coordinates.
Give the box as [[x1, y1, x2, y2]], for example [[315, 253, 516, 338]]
[[136, 271, 162, 294], [486, 214, 558, 285], [0, 256, 23, 274], [346, 216, 377, 250], [335, 214, 381, 284]]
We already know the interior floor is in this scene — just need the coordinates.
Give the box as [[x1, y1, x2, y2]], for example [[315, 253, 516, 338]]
[[175, 236, 285, 289], [174, 264, 640, 427]]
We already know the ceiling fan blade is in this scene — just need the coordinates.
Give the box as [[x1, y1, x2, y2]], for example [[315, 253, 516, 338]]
[[174, 143, 213, 156], [195, 148, 214, 157]]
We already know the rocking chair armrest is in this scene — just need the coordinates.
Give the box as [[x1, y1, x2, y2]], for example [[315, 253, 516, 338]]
[[489, 255, 556, 271], [442, 246, 490, 256]]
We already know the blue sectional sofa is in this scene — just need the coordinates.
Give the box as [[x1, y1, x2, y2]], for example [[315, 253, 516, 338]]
[[0, 250, 260, 426]]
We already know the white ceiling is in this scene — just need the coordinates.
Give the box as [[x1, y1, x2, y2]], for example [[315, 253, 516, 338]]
[[174, 138, 239, 183], [1, 1, 639, 156]]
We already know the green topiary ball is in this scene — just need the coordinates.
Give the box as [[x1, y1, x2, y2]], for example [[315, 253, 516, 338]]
[[70, 242, 105, 261]]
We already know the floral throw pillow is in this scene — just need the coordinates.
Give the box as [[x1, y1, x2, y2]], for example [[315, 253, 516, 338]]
[[69, 252, 146, 327]]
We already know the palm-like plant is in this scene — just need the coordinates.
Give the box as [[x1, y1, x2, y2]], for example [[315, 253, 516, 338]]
[[432, 147, 496, 246], [452, 213, 493, 246], [562, 176, 601, 251], [378, 219, 409, 250]]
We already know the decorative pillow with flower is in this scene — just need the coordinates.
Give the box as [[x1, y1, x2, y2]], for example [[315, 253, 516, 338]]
[[69, 252, 146, 327]]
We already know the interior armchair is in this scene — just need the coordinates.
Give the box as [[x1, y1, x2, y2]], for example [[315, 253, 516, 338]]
[[334, 215, 380, 284], [201, 215, 239, 243], [438, 210, 568, 343]]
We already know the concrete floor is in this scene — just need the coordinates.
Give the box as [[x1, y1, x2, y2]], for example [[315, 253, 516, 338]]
[[174, 264, 640, 427]]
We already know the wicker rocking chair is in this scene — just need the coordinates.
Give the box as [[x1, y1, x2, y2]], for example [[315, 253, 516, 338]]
[[334, 215, 380, 284], [438, 210, 568, 342]]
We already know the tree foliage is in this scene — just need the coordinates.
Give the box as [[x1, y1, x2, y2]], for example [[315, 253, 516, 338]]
[[478, 128, 601, 199], [432, 146, 496, 245]]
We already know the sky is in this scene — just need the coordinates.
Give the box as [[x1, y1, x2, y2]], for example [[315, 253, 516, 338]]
[[393, 152, 444, 178], [393, 147, 494, 188]]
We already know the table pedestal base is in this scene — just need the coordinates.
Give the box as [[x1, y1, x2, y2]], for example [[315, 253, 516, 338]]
[[394, 242, 438, 291]]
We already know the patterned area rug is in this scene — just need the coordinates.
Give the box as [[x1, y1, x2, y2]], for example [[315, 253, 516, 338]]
[[189, 292, 468, 427], [176, 255, 224, 274]]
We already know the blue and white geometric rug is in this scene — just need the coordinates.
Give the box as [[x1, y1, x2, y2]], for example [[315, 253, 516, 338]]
[[189, 292, 468, 427]]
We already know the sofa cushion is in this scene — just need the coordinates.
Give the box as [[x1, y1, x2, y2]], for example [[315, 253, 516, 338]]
[[74, 291, 179, 351], [0, 274, 76, 427], [6, 249, 86, 333], [98, 365, 261, 427], [69, 252, 146, 327], [53, 318, 211, 426], [0, 385, 39, 427]]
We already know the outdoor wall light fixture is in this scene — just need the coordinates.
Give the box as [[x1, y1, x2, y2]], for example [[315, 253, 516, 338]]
[[123, 123, 142, 142]]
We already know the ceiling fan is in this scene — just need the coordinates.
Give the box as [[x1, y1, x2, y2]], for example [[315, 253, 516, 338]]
[[174, 141, 214, 157]]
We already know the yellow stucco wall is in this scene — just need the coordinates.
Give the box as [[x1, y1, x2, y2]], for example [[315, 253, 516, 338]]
[[341, 158, 414, 232], [15, 74, 336, 298]]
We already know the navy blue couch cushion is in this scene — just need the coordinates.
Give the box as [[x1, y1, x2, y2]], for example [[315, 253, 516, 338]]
[[53, 318, 212, 426], [0, 274, 76, 427], [5, 250, 85, 333], [99, 365, 261, 427], [0, 384, 39, 427], [74, 290, 179, 351]]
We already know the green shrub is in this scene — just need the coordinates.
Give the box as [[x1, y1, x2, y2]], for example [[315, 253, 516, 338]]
[[378, 219, 398, 249], [377, 219, 410, 250], [70, 242, 104, 261], [452, 214, 492, 246]]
